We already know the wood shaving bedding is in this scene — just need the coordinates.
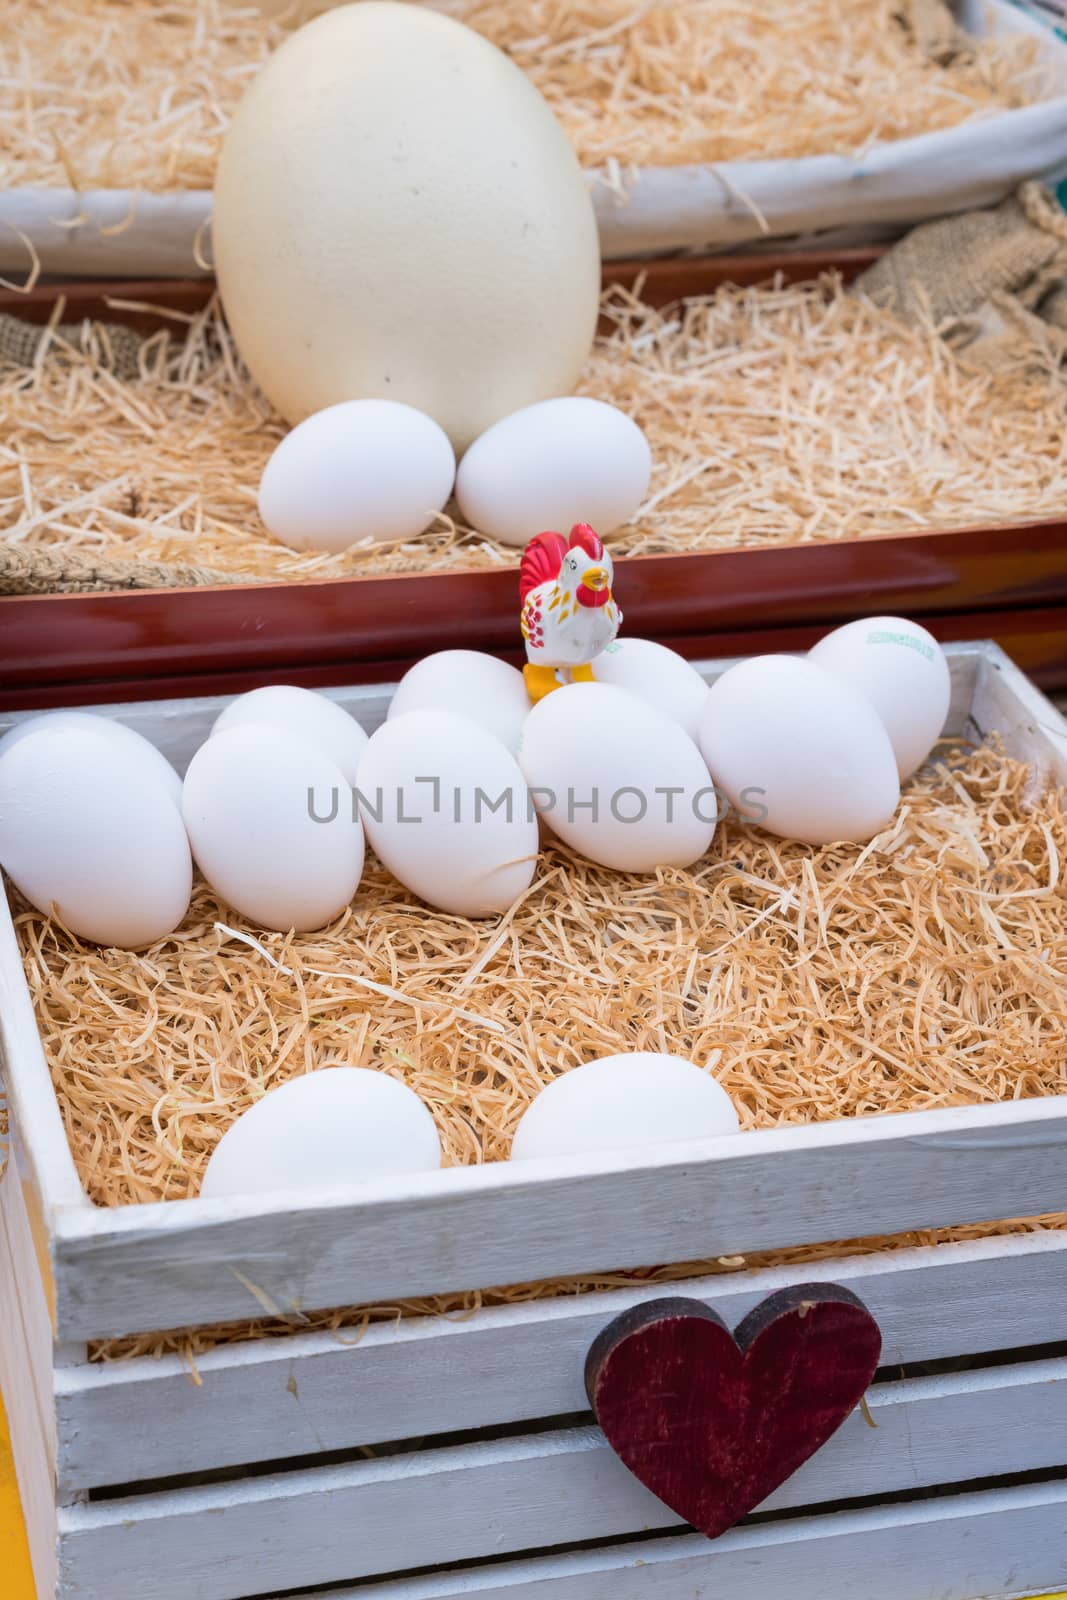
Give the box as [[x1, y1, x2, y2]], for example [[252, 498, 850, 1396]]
[[3, 278, 1066, 576], [0, 0, 1047, 192], [13, 741, 1066, 1359]]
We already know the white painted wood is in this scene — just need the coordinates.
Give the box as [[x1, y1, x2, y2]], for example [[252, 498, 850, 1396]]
[[0, 1156, 59, 1600], [54, 1229, 1067, 1491], [0, 1143, 56, 1475], [54, 1356, 1067, 1600], [0, 896, 87, 1213], [0, 679, 398, 776], [972, 641, 1067, 779], [0, 641, 988, 772], [943, 638, 983, 734], [49, 1095, 1067, 1341], [266, 1478, 1067, 1600]]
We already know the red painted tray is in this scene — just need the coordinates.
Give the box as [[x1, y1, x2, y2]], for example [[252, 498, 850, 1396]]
[[2, 250, 1066, 706]]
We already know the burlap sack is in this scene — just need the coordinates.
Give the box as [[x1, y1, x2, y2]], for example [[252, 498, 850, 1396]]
[[896, 0, 966, 66], [0, 543, 237, 596], [1038, 278, 1067, 330], [853, 182, 1067, 373], [956, 292, 1067, 372], [0, 313, 145, 382]]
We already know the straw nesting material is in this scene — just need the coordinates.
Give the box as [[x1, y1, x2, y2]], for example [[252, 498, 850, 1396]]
[[14, 739, 1067, 1359], [0, 0, 286, 193], [443, 0, 1048, 172], [3, 277, 1067, 579], [0, 0, 1049, 192], [0, 0, 1046, 191]]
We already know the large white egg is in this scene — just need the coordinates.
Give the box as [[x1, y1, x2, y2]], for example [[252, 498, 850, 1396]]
[[182, 726, 364, 931], [0, 726, 192, 948], [212, 684, 369, 785], [455, 398, 651, 547], [200, 1067, 441, 1199], [0, 711, 183, 808], [387, 652, 530, 756], [517, 682, 715, 872], [258, 400, 455, 553], [357, 710, 538, 916], [698, 655, 900, 846], [589, 638, 710, 741], [213, 2, 600, 451], [511, 1052, 739, 1161], [808, 616, 952, 781]]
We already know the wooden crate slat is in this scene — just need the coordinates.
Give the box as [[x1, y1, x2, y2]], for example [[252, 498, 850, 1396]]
[[10, 608, 1067, 712], [0, 253, 884, 331], [267, 1479, 1067, 1600], [56, 1357, 1067, 1600], [972, 642, 1067, 773], [48, 1094, 1067, 1343], [0, 898, 87, 1213], [0, 1166, 59, 1600], [54, 1230, 1067, 1493], [4, 532, 1067, 704], [0, 636, 985, 771]]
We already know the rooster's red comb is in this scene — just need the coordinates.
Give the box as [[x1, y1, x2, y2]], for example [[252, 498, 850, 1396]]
[[568, 523, 604, 559]]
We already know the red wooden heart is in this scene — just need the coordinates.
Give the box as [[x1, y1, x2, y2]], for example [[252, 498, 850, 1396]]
[[585, 1284, 882, 1539]]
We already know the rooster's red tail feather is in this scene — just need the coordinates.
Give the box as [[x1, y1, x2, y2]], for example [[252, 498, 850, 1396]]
[[519, 531, 569, 603]]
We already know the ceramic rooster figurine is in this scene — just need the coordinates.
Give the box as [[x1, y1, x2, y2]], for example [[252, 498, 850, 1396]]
[[519, 523, 622, 702]]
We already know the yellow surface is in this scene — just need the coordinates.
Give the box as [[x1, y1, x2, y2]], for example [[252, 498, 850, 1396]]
[[0, 1390, 36, 1600], [0, 1391, 1064, 1600]]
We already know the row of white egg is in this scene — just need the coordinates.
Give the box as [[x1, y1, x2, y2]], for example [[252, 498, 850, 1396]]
[[201, 1051, 740, 1200], [375, 614, 951, 876], [0, 615, 950, 949], [0, 688, 370, 949], [259, 394, 652, 553]]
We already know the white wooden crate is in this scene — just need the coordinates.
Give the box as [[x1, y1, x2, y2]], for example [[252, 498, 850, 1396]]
[[1, 640, 1066, 1600]]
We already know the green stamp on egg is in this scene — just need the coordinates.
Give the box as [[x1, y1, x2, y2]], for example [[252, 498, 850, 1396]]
[[866, 629, 935, 662]]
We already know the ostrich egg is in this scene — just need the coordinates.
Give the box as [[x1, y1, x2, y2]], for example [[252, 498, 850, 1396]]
[[213, 2, 601, 451]]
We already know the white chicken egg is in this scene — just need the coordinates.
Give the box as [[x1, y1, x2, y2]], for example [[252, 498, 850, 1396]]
[[212, 684, 369, 786], [182, 725, 364, 932], [455, 398, 651, 548], [511, 1052, 739, 1161], [258, 399, 456, 553], [387, 651, 530, 755], [0, 710, 183, 808], [808, 616, 951, 781], [0, 725, 192, 948], [517, 682, 715, 872], [698, 655, 900, 847], [589, 637, 710, 741], [200, 1067, 441, 1199], [357, 710, 538, 916]]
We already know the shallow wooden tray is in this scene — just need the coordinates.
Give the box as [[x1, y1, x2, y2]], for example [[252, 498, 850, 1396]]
[[2, 250, 1066, 706]]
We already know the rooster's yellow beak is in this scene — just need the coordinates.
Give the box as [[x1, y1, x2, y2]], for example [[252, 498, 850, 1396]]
[[582, 565, 608, 592]]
